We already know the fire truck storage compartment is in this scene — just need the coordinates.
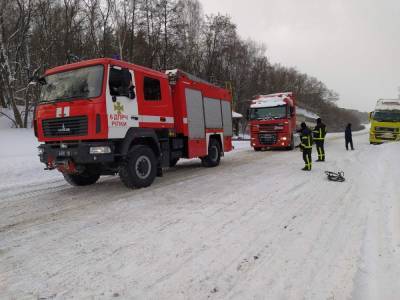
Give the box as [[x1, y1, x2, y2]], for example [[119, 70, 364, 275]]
[[221, 101, 233, 136], [204, 97, 223, 129], [185, 88, 205, 139]]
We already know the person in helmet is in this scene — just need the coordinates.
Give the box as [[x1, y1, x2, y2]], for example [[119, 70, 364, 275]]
[[313, 118, 327, 161], [299, 122, 313, 171]]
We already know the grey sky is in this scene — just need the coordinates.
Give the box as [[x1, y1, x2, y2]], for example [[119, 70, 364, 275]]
[[200, 0, 400, 111]]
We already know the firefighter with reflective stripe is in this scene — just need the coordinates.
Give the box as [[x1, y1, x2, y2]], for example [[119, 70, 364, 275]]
[[313, 118, 327, 162], [299, 122, 313, 171]]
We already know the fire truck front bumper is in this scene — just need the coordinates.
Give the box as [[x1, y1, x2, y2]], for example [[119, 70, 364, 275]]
[[38, 142, 116, 168]]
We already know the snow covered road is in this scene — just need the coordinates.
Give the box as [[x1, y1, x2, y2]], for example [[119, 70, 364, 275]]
[[1, 131, 400, 299]]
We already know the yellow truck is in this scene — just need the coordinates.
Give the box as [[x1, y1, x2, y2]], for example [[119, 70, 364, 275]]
[[369, 99, 400, 144]]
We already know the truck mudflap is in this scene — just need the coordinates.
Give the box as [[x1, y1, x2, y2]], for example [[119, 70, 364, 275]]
[[38, 141, 116, 169]]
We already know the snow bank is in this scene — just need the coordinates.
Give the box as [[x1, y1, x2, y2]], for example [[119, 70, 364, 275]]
[[0, 129, 61, 190], [0, 108, 15, 129]]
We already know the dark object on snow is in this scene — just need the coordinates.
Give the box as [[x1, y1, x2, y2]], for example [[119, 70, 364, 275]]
[[345, 123, 354, 150], [325, 171, 345, 182]]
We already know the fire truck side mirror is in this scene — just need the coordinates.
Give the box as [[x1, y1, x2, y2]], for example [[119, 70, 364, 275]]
[[369, 112, 373, 121], [246, 109, 250, 120]]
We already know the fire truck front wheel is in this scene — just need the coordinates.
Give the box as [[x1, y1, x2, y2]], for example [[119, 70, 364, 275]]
[[63, 170, 100, 186], [119, 145, 157, 189], [202, 138, 221, 168]]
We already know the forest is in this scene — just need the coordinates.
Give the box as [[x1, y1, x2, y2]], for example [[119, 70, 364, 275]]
[[0, 0, 365, 131]]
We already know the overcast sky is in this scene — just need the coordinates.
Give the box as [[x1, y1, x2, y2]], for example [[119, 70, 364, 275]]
[[200, 0, 400, 111]]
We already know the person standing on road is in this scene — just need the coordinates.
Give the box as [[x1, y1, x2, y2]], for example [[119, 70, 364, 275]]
[[313, 118, 327, 162], [299, 122, 313, 171], [345, 123, 354, 150]]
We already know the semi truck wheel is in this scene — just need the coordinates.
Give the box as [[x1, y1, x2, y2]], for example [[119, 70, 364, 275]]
[[202, 138, 221, 167], [119, 145, 157, 189], [63, 170, 100, 186]]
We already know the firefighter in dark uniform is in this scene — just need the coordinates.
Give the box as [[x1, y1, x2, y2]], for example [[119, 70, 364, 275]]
[[299, 122, 313, 171], [313, 118, 327, 161]]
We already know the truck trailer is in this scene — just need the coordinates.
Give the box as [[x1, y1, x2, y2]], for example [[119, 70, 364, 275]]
[[34, 58, 233, 188]]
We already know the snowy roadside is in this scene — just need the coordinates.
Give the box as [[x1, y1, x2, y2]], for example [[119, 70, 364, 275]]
[[0, 124, 373, 192], [0, 129, 251, 192], [0, 129, 62, 191]]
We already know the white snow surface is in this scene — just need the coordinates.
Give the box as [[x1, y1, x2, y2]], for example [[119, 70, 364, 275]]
[[1, 129, 400, 299]]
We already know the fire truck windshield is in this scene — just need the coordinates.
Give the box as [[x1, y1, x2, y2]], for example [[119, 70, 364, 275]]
[[40, 65, 104, 103], [250, 105, 287, 120], [373, 111, 400, 122]]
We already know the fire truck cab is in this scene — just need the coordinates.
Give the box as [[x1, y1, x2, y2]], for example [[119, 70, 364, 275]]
[[35, 58, 233, 188]]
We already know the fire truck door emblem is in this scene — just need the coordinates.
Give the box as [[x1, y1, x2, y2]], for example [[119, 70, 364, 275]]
[[113, 102, 124, 114]]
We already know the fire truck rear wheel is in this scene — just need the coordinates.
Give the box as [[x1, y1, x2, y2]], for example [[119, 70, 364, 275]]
[[119, 145, 157, 189], [202, 138, 221, 167], [63, 170, 100, 186]]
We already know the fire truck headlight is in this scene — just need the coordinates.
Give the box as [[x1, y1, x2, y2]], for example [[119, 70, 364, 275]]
[[90, 146, 112, 154], [281, 136, 288, 141]]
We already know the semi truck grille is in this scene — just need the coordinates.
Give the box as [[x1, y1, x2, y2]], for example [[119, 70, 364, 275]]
[[42, 116, 88, 137], [259, 133, 277, 145], [259, 124, 284, 131], [375, 127, 397, 132], [375, 133, 398, 140]]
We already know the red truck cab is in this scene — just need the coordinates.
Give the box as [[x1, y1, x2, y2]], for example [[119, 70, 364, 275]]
[[248, 92, 297, 151]]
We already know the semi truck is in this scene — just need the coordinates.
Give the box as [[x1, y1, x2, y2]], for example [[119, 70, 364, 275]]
[[248, 92, 297, 151], [34, 58, 233, 188], [369, 99, 400, 144]]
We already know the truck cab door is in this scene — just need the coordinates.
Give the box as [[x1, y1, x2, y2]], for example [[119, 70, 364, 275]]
[[106, 66, 139, 138], [134, 72, 174, 128]]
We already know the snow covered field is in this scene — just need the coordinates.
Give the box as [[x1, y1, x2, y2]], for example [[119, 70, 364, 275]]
[[1, 129, 400, 299]]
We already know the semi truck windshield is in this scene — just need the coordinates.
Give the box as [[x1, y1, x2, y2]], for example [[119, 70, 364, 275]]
[[373, 111, 400, 122], [40, 65, 104, 103], [250, 105, 287, 120]]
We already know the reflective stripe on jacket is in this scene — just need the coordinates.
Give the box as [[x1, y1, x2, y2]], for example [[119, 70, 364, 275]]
[[300, 128, 313, 149], [301, 135, 313, 149], [313, 124, 327, 141]]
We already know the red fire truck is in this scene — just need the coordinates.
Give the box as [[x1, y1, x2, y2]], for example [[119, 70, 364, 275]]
[[34, 58, 233, 188], [248, 92, 297, 151]]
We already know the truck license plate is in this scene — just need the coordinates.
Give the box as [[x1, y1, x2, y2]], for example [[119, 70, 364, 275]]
[[58, 150, 70, 157]]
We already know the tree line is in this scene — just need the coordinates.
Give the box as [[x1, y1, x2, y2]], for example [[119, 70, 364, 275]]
[[0, 0, 363, 131]]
